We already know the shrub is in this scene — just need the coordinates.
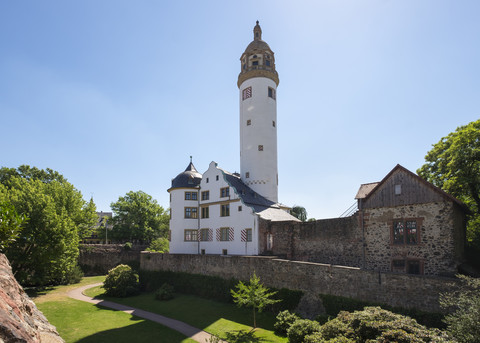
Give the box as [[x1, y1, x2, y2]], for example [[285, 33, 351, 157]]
[[287, 319, 321, 343], [304, 332, 354, 343], [103, 264, 139, 297], [274, 310, 299, 336], [155, 283, 174, 301], [123, 242, 132, 250], [64, 264, 84, 285], [317, 307, 451, 343]]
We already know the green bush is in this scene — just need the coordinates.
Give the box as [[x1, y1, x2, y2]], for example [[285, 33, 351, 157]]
[[103, 264, 139, 297], [146, 237, 169, 253], [155, 283, 174, 301], [317, 307, 450, 342], [123, 242, 132, 250], [318, 293, 445, 329], [64, 264, 84, 285], [287, 319, 321, 343], [274, 310, 299, 336], [304, 332, 354, 343]]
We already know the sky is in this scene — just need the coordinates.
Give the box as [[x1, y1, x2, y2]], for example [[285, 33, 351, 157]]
[[1, 1, 479, 220]]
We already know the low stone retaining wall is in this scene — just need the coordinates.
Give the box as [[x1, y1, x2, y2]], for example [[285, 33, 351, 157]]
[[140, 253, 458, 313]]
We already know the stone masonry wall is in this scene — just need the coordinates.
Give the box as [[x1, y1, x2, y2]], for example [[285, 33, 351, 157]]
[[363, 202, 463, 276], [140, 253, 458, 313], [260, 216, 363, 267], [0, 253, 64, 343], [79, 244, 145, 274]]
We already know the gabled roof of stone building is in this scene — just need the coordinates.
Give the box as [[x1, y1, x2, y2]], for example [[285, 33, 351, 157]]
[[220, 168, 300, 222], [358, 164, 469, 212]]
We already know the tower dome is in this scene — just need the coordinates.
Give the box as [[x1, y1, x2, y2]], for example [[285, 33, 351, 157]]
[[170, 160, 202, 189], [238, 21, 279, 88]]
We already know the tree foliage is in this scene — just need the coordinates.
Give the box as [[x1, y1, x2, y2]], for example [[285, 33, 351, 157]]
[[417, 119, 480, 245], [0, 165, 97, 286], [146, 237, 169, 253], [110, 190, 169, 244], [230, 272, 280, 328], [291, 205, 308, 222], [440, 275, 480, 343], [0, 201, 27, 251]]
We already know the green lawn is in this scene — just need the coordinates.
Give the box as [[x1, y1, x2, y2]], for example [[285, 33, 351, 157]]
[[86, 286, 288, 343], [34, 277, 196, 343]]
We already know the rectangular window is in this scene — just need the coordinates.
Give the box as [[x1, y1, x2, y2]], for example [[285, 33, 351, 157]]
[[391, 259, 422, 275], [247, 119, 251, 126], [221, 204, 230, 217], [201, 191, 209, 200], [184, 207, 198, 219], [268, 87, 276, 99], [184, 229, 198, 241], [238, 206, 242, 212], [201, 206, 209, 219], [272, 120, 276, 127], [216, 175, 219, 181], [258, 145, 263, 151], [242, 86, 252, 100], [220, 187, 230, 197], [200, 228, 210, 241], [185, 192, 198, 200], [246, 228, 252, 242], [393, 219, 419, 245], [220, 227, 230, 241]]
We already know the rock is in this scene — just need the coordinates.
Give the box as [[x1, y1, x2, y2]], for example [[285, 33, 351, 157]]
[[0, 253, 64, 343]]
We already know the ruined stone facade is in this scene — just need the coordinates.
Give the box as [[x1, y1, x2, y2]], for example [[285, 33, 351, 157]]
[[259, 165, 467, 277]]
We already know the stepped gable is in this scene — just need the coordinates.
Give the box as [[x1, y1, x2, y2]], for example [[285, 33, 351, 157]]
[[0, 253, 64, 343]]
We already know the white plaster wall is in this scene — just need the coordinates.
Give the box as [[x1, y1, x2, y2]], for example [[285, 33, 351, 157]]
[[239, 77, 278, 203], [169, 187, 200, 254]]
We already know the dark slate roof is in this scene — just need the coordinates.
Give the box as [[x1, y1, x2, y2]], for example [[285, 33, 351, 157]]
[[170, 162, 202, 189], [220, 169, 300, 222]]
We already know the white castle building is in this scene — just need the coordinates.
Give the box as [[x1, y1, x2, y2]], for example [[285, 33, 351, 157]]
[[168, 22, 299, 255]]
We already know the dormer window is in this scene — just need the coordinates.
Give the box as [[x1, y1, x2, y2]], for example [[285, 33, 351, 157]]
[[265, 60, 270, 66], [252, 61, 258, 66]]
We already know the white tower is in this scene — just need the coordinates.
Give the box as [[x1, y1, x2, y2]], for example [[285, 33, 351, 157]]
[[238, 21, 279, 203]]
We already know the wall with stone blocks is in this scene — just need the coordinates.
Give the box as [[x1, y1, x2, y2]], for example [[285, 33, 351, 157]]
[[79, 244, 145, 274], [140, 253, 458, 313]]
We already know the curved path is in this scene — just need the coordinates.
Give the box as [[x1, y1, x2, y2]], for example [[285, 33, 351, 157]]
[[67, 283, 224, 343]]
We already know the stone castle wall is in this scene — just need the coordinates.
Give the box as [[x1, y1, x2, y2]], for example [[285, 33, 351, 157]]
[[140, 252, 458, 313], [79, 244, 145, 274]]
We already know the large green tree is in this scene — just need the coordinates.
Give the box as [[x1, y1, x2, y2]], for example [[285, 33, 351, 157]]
[[0, 201, 27, 251], [417, 119, 480, 246], [110, 190, 169, 244], [291, 205, 308, 222], [0, 166, 97, 286]]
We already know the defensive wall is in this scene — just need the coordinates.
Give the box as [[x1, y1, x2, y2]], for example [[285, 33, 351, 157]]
[[79, 244, 145, 274], [140, 252, 458, 313]]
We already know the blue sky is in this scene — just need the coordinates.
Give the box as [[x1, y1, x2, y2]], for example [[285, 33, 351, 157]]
[[1, 1, 479, 219]]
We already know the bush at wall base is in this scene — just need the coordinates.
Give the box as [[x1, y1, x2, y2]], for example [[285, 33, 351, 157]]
[[103, 264, 139, 297]]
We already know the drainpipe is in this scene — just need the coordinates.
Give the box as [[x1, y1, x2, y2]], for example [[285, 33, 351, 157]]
[[360, 200, 366, 269], [197, 187, 200, 255]]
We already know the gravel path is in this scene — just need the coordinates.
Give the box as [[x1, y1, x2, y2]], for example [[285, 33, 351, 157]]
[[67, 283, 224, 343]]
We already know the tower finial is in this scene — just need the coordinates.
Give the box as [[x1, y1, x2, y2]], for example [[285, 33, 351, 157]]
[[254, 20, 262, 40], [190, 155, 192, 163]]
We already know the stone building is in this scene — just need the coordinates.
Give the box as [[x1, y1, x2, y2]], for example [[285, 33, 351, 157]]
[[259, 165, 468, 276]]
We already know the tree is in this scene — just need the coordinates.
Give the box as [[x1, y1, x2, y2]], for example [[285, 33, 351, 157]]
[[0, 165, 97, 286], [417, 119, 480, 246], [110, 190, 169, 244], [146, 237, 169, 253], [291, 205, 307, 222], [0, 200, 27, 251], [230, 272, 279, 328], [440, 275, 480, 343]]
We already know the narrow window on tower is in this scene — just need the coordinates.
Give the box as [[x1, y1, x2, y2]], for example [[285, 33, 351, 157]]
[[247, 119, 251, 126], [258, 145, 264, 151], [272, 120, 275, 127], [245, 172, 250, 178], [242, 86, 252, 100], [268, 87, 276, 100]]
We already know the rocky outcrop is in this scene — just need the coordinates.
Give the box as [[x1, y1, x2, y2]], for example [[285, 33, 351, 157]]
[[0, 253, 64, 343]]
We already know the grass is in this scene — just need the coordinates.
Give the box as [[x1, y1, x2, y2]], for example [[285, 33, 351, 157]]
[[34, 277, 196, 343], [86, 285, 288, 342]]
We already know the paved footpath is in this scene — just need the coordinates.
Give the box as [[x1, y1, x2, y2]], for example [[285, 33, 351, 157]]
[[67, 283, 225, 343]]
